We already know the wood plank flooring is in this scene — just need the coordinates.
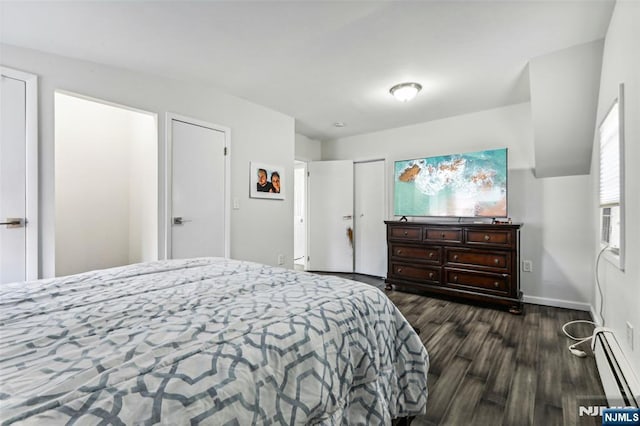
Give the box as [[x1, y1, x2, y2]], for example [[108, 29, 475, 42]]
[[322, 273, 606, 426]]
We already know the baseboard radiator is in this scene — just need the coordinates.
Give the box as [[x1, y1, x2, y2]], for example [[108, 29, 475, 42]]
[[593, 332, 640, 408]]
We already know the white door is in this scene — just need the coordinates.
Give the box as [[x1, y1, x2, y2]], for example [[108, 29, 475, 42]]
[[170, 118, 228, 259], [293, 162, 306, 268], [354, 160, 386, 277], [308, 160, 353, 272], [0, 69, 37, 283]]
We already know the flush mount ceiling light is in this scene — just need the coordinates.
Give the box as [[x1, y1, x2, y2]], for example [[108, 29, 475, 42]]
[[389, 82, 422, 102], [333, 122, 346, 127]]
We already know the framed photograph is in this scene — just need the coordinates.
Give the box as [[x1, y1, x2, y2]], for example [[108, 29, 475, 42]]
[[250, 162, 285, 200]]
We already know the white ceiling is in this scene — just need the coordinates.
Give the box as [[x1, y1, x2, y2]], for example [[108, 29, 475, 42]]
[[0, 1, 614, 141]]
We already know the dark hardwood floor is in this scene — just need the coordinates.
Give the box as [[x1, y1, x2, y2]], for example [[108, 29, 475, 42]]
[[321, 272, 606, 426]]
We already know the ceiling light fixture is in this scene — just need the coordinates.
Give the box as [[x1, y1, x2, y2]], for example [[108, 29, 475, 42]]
[[390, 82, 422, 102], [333, 122, 346, 127]]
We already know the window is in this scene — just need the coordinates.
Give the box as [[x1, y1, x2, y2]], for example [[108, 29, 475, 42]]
[[599, 83, 625, 270]]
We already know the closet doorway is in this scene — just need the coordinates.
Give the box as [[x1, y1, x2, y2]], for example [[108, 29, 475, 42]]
[[354, 159, 386, 277], [54, 92, 158, 276], [307, 159, 386, 277]]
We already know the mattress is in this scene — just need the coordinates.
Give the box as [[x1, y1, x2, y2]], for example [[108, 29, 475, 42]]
[[0, 258, 428, 425]]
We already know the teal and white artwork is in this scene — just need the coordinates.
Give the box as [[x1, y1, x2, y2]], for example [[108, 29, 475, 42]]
[[394, 148, 508, 217]]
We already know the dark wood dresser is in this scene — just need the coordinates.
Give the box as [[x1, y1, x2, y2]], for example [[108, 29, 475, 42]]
[[385, 221, 522, 313]]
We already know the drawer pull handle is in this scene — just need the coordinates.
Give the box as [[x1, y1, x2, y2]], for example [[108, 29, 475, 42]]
[[397, 250, 403, 255], [397, 268, 403, 273], [484, 234, 491, 241], [453, 254, 458, 261], [453, 275, 458, 282], [429, 272, 434, 278], [429, 252, 434, 258], [441, 233, 446, 239], [494, 258, 500, 264], [403, 231, 408, 236], [494, 281, 500, 288]]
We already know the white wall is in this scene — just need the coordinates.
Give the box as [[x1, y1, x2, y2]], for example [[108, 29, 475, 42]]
[[591, 0, 640, 383], [55, 93, 132, 275], [295, 133, 322, 161], [539, 175, 593, 303], [508, 171, 594, 306], [1, 44, 295, 277], [323, 102, 594, 308], [529, 39, 603, 177], [54, 93, 157, 276], [128, 109, 158, 265]]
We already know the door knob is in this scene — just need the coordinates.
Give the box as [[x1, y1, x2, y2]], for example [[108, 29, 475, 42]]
[[173, 217, 192, 225], [1, 218, 25, 228]]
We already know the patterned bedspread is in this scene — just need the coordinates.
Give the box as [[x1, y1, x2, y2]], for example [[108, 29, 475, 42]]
[[0, 258, 428, 425]]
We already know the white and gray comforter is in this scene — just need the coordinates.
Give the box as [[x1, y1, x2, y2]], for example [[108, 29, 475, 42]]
[[0, 258, 428, 425]]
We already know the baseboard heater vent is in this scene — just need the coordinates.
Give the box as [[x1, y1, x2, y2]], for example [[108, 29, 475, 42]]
[[593, 332, 639, 408]]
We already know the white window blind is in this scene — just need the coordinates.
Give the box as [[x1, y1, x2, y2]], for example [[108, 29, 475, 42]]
[[598, 83, 625, 270], [599, 102, 620, 206]]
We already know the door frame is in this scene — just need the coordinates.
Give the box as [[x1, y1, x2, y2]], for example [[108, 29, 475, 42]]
[[293, 160, 308, 270], [1, 67, 38, 280], [165, 113, 231, 259]]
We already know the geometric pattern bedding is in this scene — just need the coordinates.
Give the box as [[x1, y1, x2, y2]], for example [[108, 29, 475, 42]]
[[0, 258, 429, 425]]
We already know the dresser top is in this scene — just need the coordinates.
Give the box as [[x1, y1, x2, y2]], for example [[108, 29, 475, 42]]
[[384, 220, 522, 228]]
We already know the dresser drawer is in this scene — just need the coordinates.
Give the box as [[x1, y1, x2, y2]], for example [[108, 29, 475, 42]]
[[388, 226, 422, 241], [390, 243, 440, 263], [465, 229, 514, 248], [390, 263, 440, 283], [445, 248, 510, 271], [444, 268, 510, 293], [424, 227, 462, 243]]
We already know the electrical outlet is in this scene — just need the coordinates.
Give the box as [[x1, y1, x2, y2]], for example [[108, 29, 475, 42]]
[[627, 322, 634, 351], [233, 198, 240, 210], [277, 254, 284, 265], [522, 260, 533, 272]]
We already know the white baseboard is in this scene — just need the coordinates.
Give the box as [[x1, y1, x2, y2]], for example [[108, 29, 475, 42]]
[[523, 295, 591, 311]]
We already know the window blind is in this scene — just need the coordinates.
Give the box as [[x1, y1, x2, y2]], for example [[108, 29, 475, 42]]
[[599, 102, 620, 206]]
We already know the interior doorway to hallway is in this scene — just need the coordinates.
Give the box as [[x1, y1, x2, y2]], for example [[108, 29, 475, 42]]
[[54, 92, 158, 276]]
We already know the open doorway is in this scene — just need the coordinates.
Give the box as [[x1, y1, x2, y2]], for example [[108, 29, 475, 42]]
[[54, 92, 158, 276], [294, 161, 307, 270]]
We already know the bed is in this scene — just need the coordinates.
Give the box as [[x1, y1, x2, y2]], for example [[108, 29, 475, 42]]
[[0, 257, 429, 425]]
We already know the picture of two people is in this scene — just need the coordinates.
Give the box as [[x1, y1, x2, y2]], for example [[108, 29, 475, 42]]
[[256, 168, 280, 193]]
